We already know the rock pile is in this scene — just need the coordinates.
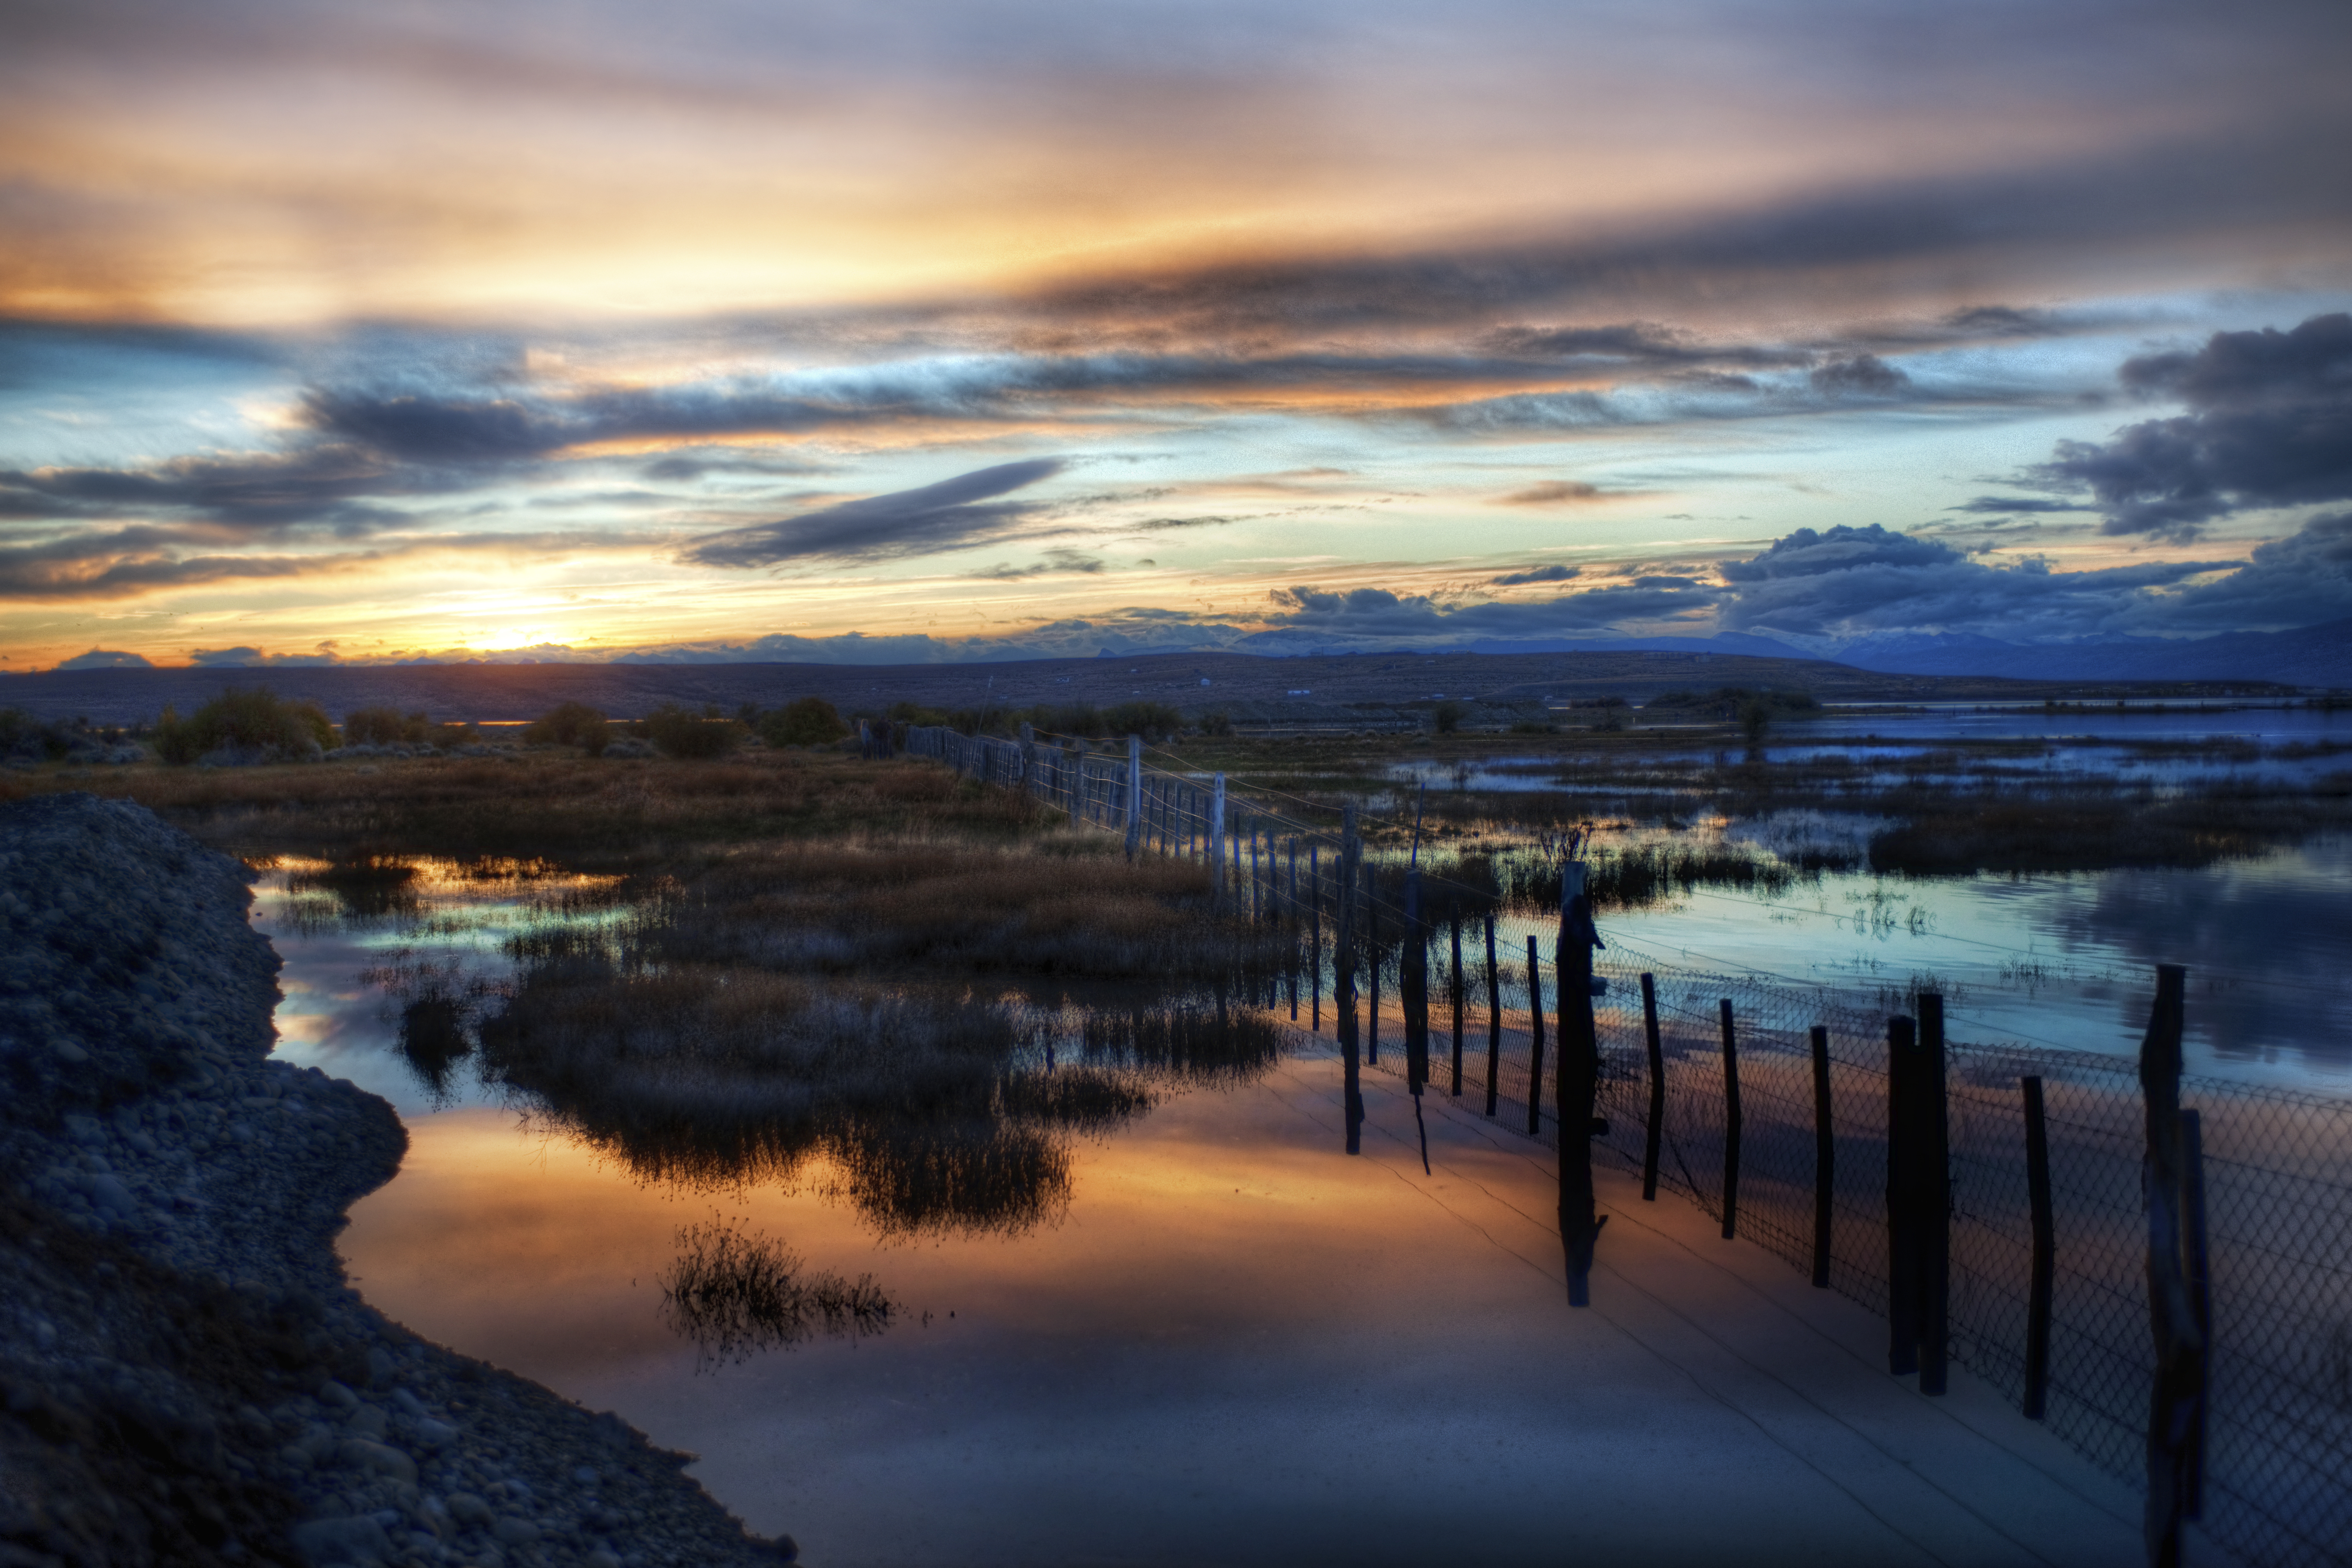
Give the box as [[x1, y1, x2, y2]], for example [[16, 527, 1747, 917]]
[[0, 794, 797, 1567]]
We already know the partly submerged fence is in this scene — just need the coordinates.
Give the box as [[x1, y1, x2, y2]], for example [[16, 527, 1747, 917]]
[[898, 722, 2352, 1568]]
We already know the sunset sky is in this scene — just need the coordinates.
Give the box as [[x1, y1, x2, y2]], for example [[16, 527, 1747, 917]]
[[4, 0, 2349, 670]]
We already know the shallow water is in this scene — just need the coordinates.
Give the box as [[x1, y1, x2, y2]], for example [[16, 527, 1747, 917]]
[[244, 815, 2340, 1562]]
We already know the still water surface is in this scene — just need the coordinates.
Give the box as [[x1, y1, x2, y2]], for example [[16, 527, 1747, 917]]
[[244, 787, 2343, 1561]]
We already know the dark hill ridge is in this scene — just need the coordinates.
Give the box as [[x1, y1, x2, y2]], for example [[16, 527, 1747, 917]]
[[0, 649, 2296, 728]]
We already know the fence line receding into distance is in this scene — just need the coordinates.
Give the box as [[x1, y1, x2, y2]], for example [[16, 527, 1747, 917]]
[[893, 720, 2352, 1568]]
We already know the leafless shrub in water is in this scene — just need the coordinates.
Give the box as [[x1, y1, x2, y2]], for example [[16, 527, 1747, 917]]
[[658, 1214, 894, 1365]]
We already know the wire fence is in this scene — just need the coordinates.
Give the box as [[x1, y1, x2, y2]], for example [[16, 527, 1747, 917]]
[[898, 721, 2352, 1568]]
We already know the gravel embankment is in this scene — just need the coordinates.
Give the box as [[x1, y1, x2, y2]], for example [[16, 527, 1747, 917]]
[[0, 794, 796, 1568]]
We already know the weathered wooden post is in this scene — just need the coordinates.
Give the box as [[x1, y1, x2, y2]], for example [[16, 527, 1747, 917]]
[[1718, 998, 1741, 1241], [1559, 863, 1604, 1308], [2021, 1074, 2054, 1421], [2139, 963, 2201, 1565], [1449, 910, 1465, 1097], [1811, 1025, 1834, 1288], [1209, 774, 1228, 905], [1484, 914, 1502, 1117], [1641, 973, 1664, 1201], [1918, 993, 1950, 1396], [1124, 735, 1143, 859], [1524, 937, 1545, 1137]]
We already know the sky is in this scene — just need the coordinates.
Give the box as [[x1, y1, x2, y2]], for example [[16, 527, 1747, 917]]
[[4, 0, 2350, 670]]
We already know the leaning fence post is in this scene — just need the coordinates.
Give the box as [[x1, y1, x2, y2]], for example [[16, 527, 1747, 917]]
[[1918, 993, 1950, 1396], [1718, 998, 1741, 1241], [1811, 1024, 1833, 1288], [1524, 938, 1545, 1137], [2140, 963, 2199, 1564], [2021, 1074, 2055, 1421], [1640, 974, 1663, 1201]]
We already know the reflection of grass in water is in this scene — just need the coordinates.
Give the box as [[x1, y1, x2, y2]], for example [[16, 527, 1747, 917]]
[[474, 962, 1283, 1236], [287, 855, 421, 920], [658, 1213, 894, 1366]]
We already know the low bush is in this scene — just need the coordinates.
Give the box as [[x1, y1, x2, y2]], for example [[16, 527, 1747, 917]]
[[525, 700, 611, 755], [0, 708, 76, 762], [155, 688, 335, 765], [639, 703, 738, 760], [759, 696, 848, 748], [1432, 699, 1466, 734]]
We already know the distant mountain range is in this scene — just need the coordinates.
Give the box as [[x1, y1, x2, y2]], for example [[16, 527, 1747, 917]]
[[0, 643, 2316, 728], [1462, 618, 2352, 688]]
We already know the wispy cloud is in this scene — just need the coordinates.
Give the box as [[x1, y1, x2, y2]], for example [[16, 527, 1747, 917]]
[[681, 459, 1068, 568]]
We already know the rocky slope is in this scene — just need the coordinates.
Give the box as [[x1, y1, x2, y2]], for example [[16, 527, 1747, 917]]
[[0, 793, 796, 1568]]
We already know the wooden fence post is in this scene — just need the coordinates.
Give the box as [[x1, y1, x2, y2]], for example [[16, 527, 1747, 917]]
[[1524, 937, 1545, 1137], [1334, 805, 1362, 1155], [1124, 735, 1143, 859], [1449, 910, 1465, 1097], [2021, 1074, 2054, 1421], [1886, 1013, 1920, 1377], [1484, 914, 1502, 1117], [1640, 973, 1664, 1201], [2140, 963, 2199, 1566], [1811, 1024, 1834, 1287], [1559, 864, 1603, 1308], [1209, 774, 1227, 904], [1718, 999, 1741, 1241]]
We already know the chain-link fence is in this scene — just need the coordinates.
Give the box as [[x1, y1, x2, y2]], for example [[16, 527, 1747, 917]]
[[901, 722, 2352, 1568]]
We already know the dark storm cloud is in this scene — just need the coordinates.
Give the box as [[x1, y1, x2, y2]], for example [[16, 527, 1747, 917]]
[[1250, 578, 1718, 648], [681, 459, 1067, 568], [2154, 512, 2352, 630], [1490, 564, 1580, 585], [1718, 524, 1960, 583], [1710, 523, 2235, 640], [2031, 313, 2352, 538]]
